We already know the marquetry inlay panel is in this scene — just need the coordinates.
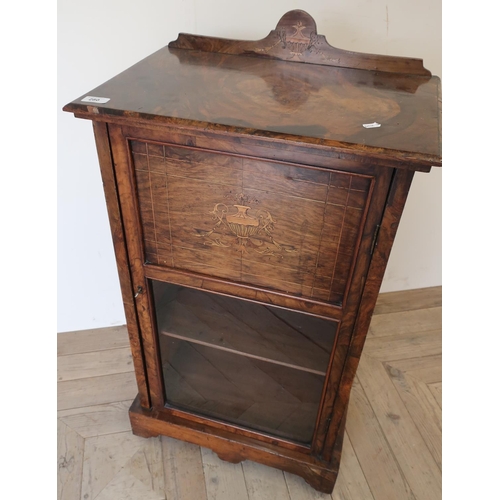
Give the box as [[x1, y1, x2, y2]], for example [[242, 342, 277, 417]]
[[131, 139, 373, 304]]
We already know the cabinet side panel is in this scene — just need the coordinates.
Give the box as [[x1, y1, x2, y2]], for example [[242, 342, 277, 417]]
[[107, 123, 166, 408], [91, 121, 150, 408], [321, 168, 415, 462], [311, 166, 393, 453]]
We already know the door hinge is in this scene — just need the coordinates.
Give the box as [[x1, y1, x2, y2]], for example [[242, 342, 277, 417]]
[[370, 225, 381, 255]]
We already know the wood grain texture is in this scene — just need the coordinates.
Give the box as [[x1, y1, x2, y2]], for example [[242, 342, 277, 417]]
[[128, 397, 337, 493], [58, 372, 138, 411], [162, 436, 208, 500], [428, 382, 442, 409], [363, 330, 442, 361], [57, 401, 133, 438], [64, 10, 442, 170], [345, 379, 414, 500], [319, 168, 415, 461], [369, 307, 442, 337], [132, 139, 373, 305], [57, 286, 441, 499], [387, 354, 442, 384], [57, 347, 134, 381], [92, 121, 151, 409], [356, 356, 441, 498], [170, 10, 431, 76], [242, 461, 291, 500], [91, 438, 165, 499], [311, 165, 393, 455], [57, 326, 129, 356], [105, 114, 394, 489], [144, 264, 344, 321], [284, 472, 332, 500], [111, 118, 390, 472], [58, 420, 85, 500], [63, 12, 441, 494], [108, 123, 166, 409], [122, 122, 435, 174], [93, 469, 163, 500], [82, 126, 417, 494], [124, 437, 165, 497], [81, 431, 147, 500], [373, 286, 442, 315], [201, 447, 249, 500], [330, 433, 374, 500], [385, 361, 442, 469]]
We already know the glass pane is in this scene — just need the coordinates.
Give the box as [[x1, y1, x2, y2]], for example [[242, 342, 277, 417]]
[[152, 281, 339, 444]]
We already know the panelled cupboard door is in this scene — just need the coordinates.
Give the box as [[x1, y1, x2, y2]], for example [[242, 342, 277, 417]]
[[133, 140, 369, 305], [112, 124, 393, 311], [108, 122, 394, 450]]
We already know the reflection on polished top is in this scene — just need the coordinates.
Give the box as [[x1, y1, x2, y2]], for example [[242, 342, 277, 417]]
[[64, 10, 441, 167]]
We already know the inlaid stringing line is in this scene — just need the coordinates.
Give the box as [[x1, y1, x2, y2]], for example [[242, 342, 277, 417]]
[[160, 143, 175, 268], [145, 143, 160, 265], [328, 176, 352, 302], [240, 156, 244, 281], [310, 172, 333, 298]]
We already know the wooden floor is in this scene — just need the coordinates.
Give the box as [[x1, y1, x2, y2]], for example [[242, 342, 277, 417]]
[[58, 286, 442, 500]]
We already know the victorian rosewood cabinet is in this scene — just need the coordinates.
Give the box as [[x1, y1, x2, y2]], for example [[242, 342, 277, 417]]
[[63, 10, 441, 494]]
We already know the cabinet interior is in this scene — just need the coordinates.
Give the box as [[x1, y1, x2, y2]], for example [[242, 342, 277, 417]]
[[152, 280, 339, 444]]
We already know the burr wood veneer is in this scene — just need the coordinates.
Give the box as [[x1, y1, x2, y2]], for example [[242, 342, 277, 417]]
[[64, 10, 441, 493]]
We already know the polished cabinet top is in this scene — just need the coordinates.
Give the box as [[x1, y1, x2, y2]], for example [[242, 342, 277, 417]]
[[64, 10, 441, 169]]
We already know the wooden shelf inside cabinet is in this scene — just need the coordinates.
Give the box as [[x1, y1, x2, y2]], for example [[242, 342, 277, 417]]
[[63, 9, 441, 495], [153, 282, 337, 376], [153, 282, 338, 444]]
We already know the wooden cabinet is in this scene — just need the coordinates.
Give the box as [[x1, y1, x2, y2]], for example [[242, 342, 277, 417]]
[[63, 10, 441, 494]]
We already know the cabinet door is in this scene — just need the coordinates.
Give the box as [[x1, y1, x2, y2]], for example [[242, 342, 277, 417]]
[[108, 123, 392, 450], [132, 141, 374, 306], [120, 126, 391, 309], [151, 280, 339, 445]]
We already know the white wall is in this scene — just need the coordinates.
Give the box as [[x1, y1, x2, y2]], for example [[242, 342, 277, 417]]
[[58, 0, 442, 332]]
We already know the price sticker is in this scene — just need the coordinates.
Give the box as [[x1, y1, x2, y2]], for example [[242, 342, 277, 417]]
[[81, 96, 110, 104]]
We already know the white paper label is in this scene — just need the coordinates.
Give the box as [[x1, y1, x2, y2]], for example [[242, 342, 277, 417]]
[[81, 96, 110, 104], [363, 122, 381, 128]]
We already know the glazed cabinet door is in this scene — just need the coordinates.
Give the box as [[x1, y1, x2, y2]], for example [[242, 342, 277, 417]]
[[108, 123, 393, 452], [151, 280, 340, 445]]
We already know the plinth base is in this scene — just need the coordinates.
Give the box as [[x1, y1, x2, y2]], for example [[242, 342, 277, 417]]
[[129, 396, 342, 494]]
